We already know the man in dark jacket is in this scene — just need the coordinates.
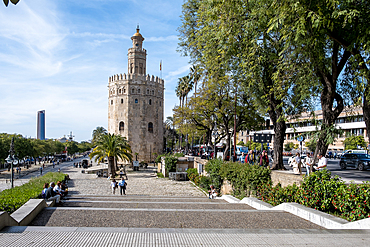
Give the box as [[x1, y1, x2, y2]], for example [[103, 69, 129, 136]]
[[45, 182, 61, 204]]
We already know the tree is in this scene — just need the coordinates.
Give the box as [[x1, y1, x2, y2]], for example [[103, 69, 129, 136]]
[[178, 0, 312, 168], [89, 133, 132, 176], [92, 126, 107, 145], [284, 142, 295, 152], [305, 139, 317, 153], [342, 136, 367, 150], [3, 0, 19, 7], [271, 0, 365, 162]]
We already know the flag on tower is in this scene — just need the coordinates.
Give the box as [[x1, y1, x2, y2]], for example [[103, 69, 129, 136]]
[[160, 60, 162, 71]]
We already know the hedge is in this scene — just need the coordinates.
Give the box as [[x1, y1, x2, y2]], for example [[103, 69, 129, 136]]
[[0, 172, 67, 214], [257, 169, 370, 222]]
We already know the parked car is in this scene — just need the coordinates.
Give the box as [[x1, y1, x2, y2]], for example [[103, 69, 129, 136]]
[[339, 153, 370, 171]]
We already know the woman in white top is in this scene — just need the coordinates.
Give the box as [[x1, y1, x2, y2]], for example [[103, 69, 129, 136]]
[[110, 179, 117, 194]]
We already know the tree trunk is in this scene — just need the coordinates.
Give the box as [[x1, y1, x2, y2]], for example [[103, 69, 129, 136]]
[[108, 156, 115, 177], [363, 91, 370, 148], [271, 120, 286, 170], [269, 100, 286, 170]]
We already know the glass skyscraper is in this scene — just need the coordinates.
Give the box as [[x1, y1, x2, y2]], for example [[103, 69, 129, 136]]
[[37, 110, 45, 140]]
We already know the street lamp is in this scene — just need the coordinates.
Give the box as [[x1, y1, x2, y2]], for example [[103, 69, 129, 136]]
[[212, 126, 219, 159], [5, 137, 15, 189]]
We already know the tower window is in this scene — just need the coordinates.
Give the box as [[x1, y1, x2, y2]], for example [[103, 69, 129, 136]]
[[135, 99, 138, 104], [132, 88, 135, 94], [111, 100, 113, 105], [138, 88, 140, 94], [119, 89, 122, 94], [148, 122, 153, 133], [147, 89, 149, 94], [121, 99, 123, 104], [123, 89, 126, 93], [130, 64, 133, 73], [149, 99, 152, 105], [160, 102, 161, 106], [151, 90, 154, 95], [119, 122, 124, 131]]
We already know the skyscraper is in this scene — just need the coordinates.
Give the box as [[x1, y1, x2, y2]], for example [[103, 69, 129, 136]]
[[37, 110, 45, 140]]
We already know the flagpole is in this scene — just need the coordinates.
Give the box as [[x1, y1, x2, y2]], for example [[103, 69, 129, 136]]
[[160, 60, 162, 80]]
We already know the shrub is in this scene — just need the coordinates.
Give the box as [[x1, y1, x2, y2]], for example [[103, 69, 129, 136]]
[[155, 154, 166, 164], [0, 172, 67, 214], [173, 153, 185, 158], [220, 162, 271, 197], [199, 176, 212, 190], [156, 172, 164, 178], [187, 168, 200, 185], [164, 156, 178, 172], [256, 169, 370, 222], [205, 158, 223, 191]]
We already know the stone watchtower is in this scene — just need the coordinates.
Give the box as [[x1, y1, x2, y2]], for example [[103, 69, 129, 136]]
[[108, 26, 164, 162]]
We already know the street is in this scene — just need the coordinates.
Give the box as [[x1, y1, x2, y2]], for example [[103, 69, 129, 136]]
[[0, 156, 87, 192], [283, 156, 370, 183]]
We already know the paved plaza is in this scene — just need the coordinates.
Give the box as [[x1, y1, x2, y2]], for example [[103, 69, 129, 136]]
[[1, 163, 370, 246]]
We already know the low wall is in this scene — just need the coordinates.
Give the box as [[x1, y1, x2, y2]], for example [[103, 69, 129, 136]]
[[11, 199, 47, 226], [0, 211, 17, 230], [270, 170, 303, 187], [221, 170, 303, 195]]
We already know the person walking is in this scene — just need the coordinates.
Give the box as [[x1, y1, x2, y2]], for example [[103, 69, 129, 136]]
[[259, 150, 269, 167], [39, 166, 43, 175], [118, 178, 127, 195], [110, 179, 117, 194]]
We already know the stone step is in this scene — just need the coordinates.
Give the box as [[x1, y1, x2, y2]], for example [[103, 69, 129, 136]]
[[65, 195, 214, 203], [2, 226, 369, 247], [61, 200, 255, 210], [30, 207, 323, 229]]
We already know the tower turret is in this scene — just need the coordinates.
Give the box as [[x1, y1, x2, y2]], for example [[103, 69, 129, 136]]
[[128, 25, 147, 75]]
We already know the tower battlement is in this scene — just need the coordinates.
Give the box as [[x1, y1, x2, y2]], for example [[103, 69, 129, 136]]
[[109, 73, 164, 85]]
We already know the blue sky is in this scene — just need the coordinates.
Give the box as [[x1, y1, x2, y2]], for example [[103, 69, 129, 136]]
[[0, 0, 189, 142]]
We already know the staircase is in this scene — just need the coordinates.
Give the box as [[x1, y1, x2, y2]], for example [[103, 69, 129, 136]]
[[2, 194, 369, 246], [29, 194, 322, 229]]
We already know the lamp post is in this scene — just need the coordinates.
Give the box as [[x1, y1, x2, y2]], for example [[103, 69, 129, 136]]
[[212, 126, 218, 159], [5, 137, 15, 189]]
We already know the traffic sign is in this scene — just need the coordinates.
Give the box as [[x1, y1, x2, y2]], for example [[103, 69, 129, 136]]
[[297, 136, 305, 142]]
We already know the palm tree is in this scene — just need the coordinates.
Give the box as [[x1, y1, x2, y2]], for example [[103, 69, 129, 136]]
[[165, 116, 175, 152], [175, 79, 185, 108], [92, 126, 107, 145], [89, 133, 132, 177], [3, 0, 19, 7], [190, 65, 201, 96], [180, 75, 193, 106]]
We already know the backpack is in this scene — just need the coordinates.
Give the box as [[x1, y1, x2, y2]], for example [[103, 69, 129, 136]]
[[41, 189, 47, 199]]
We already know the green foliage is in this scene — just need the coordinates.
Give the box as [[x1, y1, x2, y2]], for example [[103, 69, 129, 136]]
[[305, 139, 317, 152], [284, 142, 295, 151], [199, 176, 212, 190], [205, 158, 223, 192], [0, 172, 66, 214], [257, 169, 370, 222], [156, 172, 164, 178], [92, 126, 107, 146], [244, 140, 267, 151], [186, 168, 200, 185], [220, 162, 271, 198], [173, 153, 185, 158], [155, 154, 166, 164], [164, 156, 178, 172], [89, 133, 132, 175], [342, 135, 367, 150]]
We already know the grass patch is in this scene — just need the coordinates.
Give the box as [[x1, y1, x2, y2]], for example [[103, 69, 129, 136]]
[[0, 172, 67, 214]]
